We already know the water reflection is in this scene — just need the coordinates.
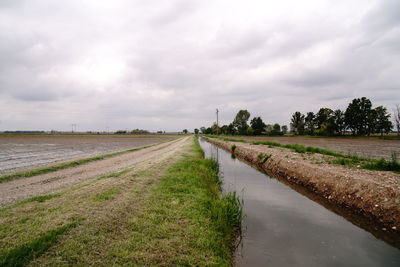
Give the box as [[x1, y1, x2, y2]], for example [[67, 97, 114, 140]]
[[198, 138, 400, 267]]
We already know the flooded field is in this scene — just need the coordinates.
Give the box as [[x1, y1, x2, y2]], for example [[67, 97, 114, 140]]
[[229, 136, 400, 161], [199, 138, 400, 267], [0, 134, 176, 174]]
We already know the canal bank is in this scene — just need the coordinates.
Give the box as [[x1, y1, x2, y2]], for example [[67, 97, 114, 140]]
[[199, 137, 400, 266], [204, 136, 400, 231]]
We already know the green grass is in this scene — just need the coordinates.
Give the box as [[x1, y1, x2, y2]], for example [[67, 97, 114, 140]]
[[97, 167, 135, 180], [0, 221, 79, 267], [362, 159, 400, 172], [93, 188, 121, 202], [19, 193, 61, 204], [0, 142, 163, 183], [206, 135, 400, 173], [114, 138, 242, 266]]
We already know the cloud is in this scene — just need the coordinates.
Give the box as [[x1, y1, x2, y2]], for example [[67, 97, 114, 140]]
[[0, 0, 399, 131]]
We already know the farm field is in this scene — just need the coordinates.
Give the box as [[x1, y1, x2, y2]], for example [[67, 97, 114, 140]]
[[0, 134, 177, 174], [227, 136, 400, 161]]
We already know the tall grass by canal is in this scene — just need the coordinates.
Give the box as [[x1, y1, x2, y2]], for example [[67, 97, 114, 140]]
[[124, 138, 243, 265]]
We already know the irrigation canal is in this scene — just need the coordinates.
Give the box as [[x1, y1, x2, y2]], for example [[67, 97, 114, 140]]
[[198, 138, 400, 267]]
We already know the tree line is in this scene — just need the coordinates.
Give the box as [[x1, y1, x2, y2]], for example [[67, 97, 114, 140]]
[[196, 97, 397, 137], [196, 110, 288, 136], [290, 97, 393, 136]]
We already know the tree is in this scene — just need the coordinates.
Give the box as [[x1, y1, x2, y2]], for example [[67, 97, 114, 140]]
[[200, 127, 207, 134], [304, 112, 316, 135], [315, 108, 333, 129], [395, 105, 400, 136], [220, 125, 228, 135], [345, 97, 373, 135], [194, 128, 199, 134], [211, 122, 220, 134], [227, 123, 236, 135], [281, 125, 288, 135], [182, 129, 188, 134], [374, 106, 392, 136], [290, 112, 305, 135], [233, 110, 250, 135], [332, 109, 345, 135], [250, 117, 266, 135], [271, 123, 282, 135]]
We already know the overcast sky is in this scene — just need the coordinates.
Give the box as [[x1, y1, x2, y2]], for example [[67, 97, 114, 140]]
[[0, 0, 399, 132]]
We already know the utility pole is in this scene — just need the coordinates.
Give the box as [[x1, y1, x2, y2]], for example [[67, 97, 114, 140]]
[[216, 108, 219, 135]]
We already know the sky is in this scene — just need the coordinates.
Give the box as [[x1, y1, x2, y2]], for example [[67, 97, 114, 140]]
[[0, 0, 399, 132]]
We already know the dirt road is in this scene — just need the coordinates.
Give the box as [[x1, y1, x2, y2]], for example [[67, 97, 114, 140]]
[[0, 137, 189, 207]]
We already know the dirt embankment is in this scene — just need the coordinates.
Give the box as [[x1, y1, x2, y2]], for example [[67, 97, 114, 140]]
[[205, 137, 400, 231], [228, 136, 400, 161]]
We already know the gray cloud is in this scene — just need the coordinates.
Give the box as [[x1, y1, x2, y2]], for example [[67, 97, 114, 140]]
[[0, 0, 399, 132]]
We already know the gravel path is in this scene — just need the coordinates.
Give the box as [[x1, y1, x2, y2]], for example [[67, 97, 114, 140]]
[[0, 137, 189, 207]]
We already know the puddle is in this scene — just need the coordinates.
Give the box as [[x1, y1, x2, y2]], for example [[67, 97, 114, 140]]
[[198, 138, 400, 267]]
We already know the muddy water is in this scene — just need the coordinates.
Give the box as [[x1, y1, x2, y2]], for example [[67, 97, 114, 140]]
[[198, 138, 400, 267]]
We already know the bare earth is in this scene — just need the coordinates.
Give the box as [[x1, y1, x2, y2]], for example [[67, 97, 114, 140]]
[[0, 134, 177, 174], [206, 137, 400, 230], [0, 137, 188, 207], [229, 136, 400, 161]]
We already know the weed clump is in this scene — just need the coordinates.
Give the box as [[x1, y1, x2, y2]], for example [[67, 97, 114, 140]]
[[362, 158, 400, 173], [257, 153, 271, 164], [211, 191, 243, 238], [231, 145, 237, 153]]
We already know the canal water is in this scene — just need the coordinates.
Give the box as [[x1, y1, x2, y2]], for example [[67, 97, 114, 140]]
[[198, 138, 400, 267]]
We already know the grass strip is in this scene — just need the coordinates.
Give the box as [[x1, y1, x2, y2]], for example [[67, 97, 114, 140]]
[[206, 135, 400, 173], [0, 221, 79, 267], [0, 140, 173, 183], [19, 193, 61, 204], [116, 137, 242, 266]]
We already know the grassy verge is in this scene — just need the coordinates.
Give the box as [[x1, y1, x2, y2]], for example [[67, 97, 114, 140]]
[[0, 139, 175, 183], [206, 135, 400, 173], [105, 137, 243, 266]]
